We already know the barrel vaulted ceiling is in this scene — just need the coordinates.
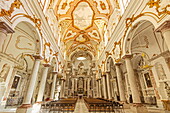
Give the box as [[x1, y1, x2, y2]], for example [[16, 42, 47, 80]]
[[55, 0, 115, 58]]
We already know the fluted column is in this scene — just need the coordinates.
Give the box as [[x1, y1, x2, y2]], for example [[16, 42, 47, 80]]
[[115, 63, 126, 102], [106, 72, 112, 99], [156, 21, 170, 51], [102, 75, 107, 99], [0, 22, 14, 51], [37, 64, 50, 102], [124, 55, 141, 103], [22, 55, 42, 104], [50, 71, 57, 100]]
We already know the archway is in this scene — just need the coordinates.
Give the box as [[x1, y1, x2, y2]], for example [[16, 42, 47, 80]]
[[123, 20, 169, 106], [0, 21, 42, 107]]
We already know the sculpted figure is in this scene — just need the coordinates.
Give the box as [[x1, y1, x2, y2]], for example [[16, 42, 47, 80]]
[[0, 64, 10, 82]]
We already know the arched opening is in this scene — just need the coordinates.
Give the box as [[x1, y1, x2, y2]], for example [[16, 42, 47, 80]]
[[0, 21, 42, 108]]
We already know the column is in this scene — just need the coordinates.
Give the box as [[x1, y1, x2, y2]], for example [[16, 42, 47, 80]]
[[124, 55, 141, 103], [37, 64, 50, 102], [60, 79, 65, 98], [0, 22, 14, 51], [115, 63, 126, 102], [84, 78, 87, 92], [21, 55, 42, 105], [102, 75, 107, 99], [156, 21, 170, 51], [106, 72, 112, 99], [87, 78, 90, 97], [98, 79, 102, 98], [72, 79, 74, 95], [50, 71, 57, 100], [96, 80, 99, 97], [75, 79, 77, 92]]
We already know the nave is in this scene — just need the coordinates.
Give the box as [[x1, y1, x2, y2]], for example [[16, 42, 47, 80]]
[[39, 98, 164, 113], [1, 0, 170, 113]]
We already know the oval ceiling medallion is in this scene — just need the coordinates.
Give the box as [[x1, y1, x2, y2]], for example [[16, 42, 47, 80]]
[[73, 2, 94, 30]]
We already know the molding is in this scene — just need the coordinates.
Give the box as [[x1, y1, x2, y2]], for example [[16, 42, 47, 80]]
[[0, 0, 22, 17], [155, 20, 170, 32], [0, 22, 14, 33]]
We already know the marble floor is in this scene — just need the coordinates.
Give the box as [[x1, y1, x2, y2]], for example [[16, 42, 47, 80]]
[[0, 99, 167, 113]]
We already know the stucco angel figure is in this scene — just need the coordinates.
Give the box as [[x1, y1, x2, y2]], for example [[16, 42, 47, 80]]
[[0, 64, 10, 82]]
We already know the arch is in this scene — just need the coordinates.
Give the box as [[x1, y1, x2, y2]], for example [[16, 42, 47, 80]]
[[50, 56, 59, 72], [68, 50, 94, 61], [106, 56, 114, 72], [123, 19, 156, 56], [11, 16, 43, 55]]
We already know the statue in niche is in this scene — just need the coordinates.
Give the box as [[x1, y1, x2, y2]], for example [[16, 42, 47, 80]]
[[78, 62, 85, 75], [144, 73, 153, 88], [78, 77, 83, 89], [0, 64, 10, 82]]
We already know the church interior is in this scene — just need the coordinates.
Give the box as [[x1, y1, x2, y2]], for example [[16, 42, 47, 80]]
[[0, 0, 170, 113]]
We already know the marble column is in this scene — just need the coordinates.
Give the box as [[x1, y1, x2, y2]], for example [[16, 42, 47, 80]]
[[84, 78, 87, 91], [87, 78, 90, 97], [37, 64, 50, 102], [115, 63, 126, 102], [60, 79, 65, 98], [98, 79, 102, 98], [75, 79, 77, 92], [102, 75, 107, 99], [96, 80, 99, 97], [124, 55, 141, 103], [23, 55, 43, 104], [156, 21, 170, 51], [50, 71, 57, 100], [16, 55, 42, 113], [72, 79, 74, 95], [0, 22, 14, 51], [106, 72, 112, 99]]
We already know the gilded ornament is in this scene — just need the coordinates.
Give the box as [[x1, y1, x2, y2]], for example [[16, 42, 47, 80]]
[[24, 15, 41, 29], [100, 1, 106, 10], [147, 0, 170, 16], [0, 0, 22, 17], [61, 2, 67, 10], [105, 51, 112, 58]]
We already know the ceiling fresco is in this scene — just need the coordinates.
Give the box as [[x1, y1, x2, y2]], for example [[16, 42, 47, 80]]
[[55, 0, 115, 57]]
